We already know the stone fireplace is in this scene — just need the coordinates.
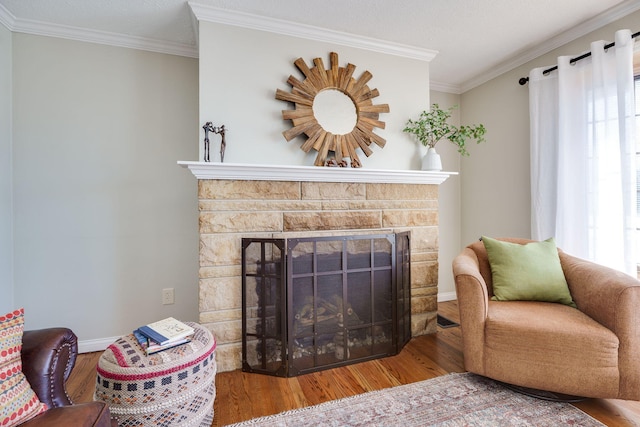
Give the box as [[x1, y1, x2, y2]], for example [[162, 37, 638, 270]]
[[179, 162, 454, 372]]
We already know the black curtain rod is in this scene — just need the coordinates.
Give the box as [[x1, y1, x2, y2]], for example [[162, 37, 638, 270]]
[[518, 30, 640, 85]]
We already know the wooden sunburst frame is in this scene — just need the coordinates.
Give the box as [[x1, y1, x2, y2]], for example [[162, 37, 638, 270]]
[[275, 52, 390, 167]]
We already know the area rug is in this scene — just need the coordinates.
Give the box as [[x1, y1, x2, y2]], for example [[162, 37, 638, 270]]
[[227, 373, 604, 426]]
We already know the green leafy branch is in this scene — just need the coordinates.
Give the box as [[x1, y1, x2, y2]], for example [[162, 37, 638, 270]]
[[403, 104, 486, 156]]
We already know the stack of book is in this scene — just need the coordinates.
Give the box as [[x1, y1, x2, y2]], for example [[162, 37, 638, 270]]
[[133, 317, 195, 355]]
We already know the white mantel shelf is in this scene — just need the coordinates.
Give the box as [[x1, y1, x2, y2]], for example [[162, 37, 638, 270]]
[[178, 161, 457, 185]]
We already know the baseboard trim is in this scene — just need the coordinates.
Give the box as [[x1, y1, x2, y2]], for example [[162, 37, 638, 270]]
[[78, 336, 120, 354], [80, 294, 458, 352], [437, 291, 457, 302]]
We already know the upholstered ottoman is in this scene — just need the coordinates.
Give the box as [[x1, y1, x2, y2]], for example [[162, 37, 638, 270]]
[[94, 322, 216, 427]]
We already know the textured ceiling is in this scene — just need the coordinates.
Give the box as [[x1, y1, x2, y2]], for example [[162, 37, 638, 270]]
[[0, 0, 637, 92]]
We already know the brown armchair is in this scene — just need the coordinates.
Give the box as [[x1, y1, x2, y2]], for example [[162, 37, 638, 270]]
[[452, 238, 640, 400], [19, 328, 117, 426]]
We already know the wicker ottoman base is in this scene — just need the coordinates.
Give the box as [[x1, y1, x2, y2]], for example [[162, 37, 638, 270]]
[[95, 322, 216, 427]]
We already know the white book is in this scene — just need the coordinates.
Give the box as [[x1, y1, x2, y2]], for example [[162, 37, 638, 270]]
[[138, 317, 194, 345]]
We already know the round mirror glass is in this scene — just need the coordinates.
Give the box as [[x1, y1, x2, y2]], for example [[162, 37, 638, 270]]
[[312, 89, 357, 135]]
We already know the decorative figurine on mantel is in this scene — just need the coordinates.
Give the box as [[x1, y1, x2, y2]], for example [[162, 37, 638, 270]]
[[202, 122, 227, 163], [325, 157, 359, 168]]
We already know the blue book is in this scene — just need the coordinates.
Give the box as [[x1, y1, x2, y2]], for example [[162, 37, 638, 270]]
[[132, 328, 150, 349]]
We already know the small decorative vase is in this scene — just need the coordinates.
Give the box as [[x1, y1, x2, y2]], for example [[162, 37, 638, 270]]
[[422, 147, 442, 171]]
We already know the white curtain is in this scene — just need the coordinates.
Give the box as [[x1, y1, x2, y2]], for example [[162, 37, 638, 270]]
[[529, 29, 637, 276]]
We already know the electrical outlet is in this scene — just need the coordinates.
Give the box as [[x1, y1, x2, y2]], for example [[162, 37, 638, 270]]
[[162, 288, 175, 305]]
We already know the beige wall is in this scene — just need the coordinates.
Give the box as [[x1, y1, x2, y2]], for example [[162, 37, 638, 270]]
[[11, 34, 200, 343], [0, 24, 11, 313], [5, 6, 638, 347], [460, 10, 640, 248]]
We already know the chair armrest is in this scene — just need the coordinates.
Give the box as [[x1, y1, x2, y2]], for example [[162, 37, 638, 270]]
[[560, 252, 640, 331], [21, 328, 78, 408], [560, 252, 640, 399], [452, 247, 489, 375]]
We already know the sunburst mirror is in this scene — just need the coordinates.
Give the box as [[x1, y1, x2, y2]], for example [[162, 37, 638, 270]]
[[275, 52, 389, 167]]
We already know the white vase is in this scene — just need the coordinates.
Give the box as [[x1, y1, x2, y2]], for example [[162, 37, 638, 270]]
[[422, 147, 442, 171]]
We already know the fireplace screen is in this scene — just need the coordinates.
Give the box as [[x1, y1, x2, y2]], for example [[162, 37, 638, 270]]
[[242, 232, 411, 377]]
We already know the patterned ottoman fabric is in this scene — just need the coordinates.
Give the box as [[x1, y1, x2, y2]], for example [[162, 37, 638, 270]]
[[95, 322, 216, 427]]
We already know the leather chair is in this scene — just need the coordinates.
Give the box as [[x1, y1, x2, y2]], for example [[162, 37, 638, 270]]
[[18, 328, 117, 426], [452, 238, 640, 400]]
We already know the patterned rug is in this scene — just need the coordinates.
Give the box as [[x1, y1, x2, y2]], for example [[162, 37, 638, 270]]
[[227, 373, 605, 426]]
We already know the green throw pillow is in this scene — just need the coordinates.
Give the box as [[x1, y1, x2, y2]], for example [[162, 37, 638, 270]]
[[482, 236, 576, 307]]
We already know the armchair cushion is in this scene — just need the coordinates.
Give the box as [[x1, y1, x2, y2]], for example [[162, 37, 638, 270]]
[[0, 309, 47, 427], [485, 300, 619, 397], [482, 236, 575, 307]]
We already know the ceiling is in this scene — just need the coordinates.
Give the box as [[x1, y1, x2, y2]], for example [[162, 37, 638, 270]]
[[0, 0, 638, 93]]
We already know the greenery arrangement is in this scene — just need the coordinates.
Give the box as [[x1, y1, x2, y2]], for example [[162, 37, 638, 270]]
[[403, 104, 486, 156]]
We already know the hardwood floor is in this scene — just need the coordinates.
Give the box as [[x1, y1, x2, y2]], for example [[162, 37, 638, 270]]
[[67, 301, 640, 426]]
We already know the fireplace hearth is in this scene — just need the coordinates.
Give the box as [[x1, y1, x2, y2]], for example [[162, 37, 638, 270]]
[[242, 232, 411, 377]]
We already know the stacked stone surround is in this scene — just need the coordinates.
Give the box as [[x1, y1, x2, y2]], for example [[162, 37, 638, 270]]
[[197, 179, 439, 372]]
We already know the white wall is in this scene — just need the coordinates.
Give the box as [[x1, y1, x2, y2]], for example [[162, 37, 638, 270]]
[[11, 34, 200, 344], [0, 24, 12, 314], [460, 10, 640, 247], [430, 91, 462, 300], [198, 22, 431, 170]]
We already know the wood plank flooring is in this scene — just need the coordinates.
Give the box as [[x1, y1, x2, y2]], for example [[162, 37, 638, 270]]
[[67, 301, 640, 426]]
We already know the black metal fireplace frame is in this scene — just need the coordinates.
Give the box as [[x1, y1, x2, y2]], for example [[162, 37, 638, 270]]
[[241, 232, 411, 377]]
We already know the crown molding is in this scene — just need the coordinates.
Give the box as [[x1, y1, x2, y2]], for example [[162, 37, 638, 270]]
[[188, 2, 438, 63], [459, 0, 640, 93], [430, 80, 462, 95], [13, 18, 198, 58], [0, 3, 198, 58], [0, 4, 15, 30], [4, 0, 636, 90]]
